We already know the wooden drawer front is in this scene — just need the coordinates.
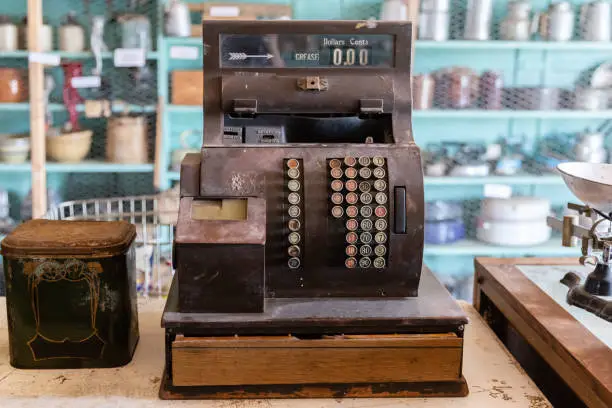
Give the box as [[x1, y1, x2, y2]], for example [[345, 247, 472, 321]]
[[172, 334, 463, 387], [171, 71, 203, 106]]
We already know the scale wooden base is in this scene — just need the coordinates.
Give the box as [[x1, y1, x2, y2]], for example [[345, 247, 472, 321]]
[[159, 268, 468, 399]]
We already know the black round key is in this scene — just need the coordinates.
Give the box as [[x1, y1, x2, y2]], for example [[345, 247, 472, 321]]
[[345, 179, 358, 191], [288, 232, 301, 245], [374, 179, 387, 191], [372, 156, 385, 166], [288, 192, 300, 205], [374, 244, 387, 257], [346, 192, 359, 205], [344, 156, 357, 167], [331, 192, 343, 205], [345, 245, 358, 257], [288, 179, 301, 192], [359, 156, 371, 167], [360, 231, 373, 244], [288, 168, 300, 179], [375, 218, 387, 231], [288, 205, 301, 217], [288, 219, 301, 231], [331, 179, 343, 192], [345, 257, 357, 269], [288, 257, 301, 269], [331, 206, 344, 218], [345, 167, 358, 179], [361, 218, 373, 231], [287, 159, 300, 169], [288, 245, 301, 257], [359, 257, 372, 268], [373, 167, 386, 179], [375, 192, 388, 205], [359, 181, 371, 192], [329, 158, 342, 169], [346, 219, 359, 231], [360, 192, 373, 205], [346, 205, 359, 218], [330, 168, 343, 179], [359, 167, 372, 179], [374, 232, 388, 244], [360, 245, 373, 257], [360, 206, 373, 218], [373, 257, 386, 268], [346, 231, 358, 244]]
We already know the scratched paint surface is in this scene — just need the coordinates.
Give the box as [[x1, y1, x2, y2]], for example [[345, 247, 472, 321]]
[[0, 299, 550, 407], [518, 265, 612, 349]]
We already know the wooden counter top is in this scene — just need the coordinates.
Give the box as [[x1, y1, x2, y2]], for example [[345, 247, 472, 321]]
[[0, 297, 549, 407]]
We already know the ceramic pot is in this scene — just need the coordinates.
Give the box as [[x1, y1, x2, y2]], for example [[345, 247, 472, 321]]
[[0, 68, 27, 103]]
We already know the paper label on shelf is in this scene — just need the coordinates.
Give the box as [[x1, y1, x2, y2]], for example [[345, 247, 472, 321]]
[[170, 46, 199, 60], [209, 6, 240, 17], [483, 184, 513, 199], [114, 48, 146, 67], [28, 52, 60, 66], [71, 76, 101, 89]]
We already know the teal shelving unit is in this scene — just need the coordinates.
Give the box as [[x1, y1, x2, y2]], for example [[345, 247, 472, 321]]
[[1, 0, 608, 282]]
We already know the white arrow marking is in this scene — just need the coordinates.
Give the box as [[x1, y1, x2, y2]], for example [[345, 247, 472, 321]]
[[228, 52, 274, 61]]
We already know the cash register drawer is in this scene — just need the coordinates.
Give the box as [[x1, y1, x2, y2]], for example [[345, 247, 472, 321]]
[[171, 333, 463, 386]]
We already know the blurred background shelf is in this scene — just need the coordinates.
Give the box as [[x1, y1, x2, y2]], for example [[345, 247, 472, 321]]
[[417, 40, 612, 51], [424, 238, 575, 256], [0, 50, 159, 59], [424, 174, 564, 185], [0, 162, 154, 173]]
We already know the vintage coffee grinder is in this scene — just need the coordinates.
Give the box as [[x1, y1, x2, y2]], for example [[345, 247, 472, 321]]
[[160, 20, 468, 399], [547, 162, 612, 322]]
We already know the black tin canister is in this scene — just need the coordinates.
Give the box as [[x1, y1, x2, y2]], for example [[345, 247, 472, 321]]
[[1, 220, 139, 369]]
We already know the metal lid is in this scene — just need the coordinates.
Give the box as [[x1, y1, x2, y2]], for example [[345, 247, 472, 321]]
[[1, 220, 136, 257]]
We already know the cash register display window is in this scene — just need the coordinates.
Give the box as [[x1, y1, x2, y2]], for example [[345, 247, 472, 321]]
[[219, 34, 395, 68]]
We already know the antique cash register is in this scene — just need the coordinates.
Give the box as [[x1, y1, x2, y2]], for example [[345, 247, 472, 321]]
[[160, 20, 468, 399]]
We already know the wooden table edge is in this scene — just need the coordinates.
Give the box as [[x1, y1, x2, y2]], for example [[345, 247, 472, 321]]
[[473, 257, 612, 408]]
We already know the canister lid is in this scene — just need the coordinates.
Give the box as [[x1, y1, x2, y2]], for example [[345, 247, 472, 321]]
[[1, 220, 136, 257]]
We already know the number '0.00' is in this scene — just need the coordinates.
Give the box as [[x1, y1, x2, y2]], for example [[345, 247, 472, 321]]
[[332, 48, 369, 66]]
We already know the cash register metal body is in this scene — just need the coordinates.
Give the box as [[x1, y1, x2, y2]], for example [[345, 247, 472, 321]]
[[160, 20, 468, 399]]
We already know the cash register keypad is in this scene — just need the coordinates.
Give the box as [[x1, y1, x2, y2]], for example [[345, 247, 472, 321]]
[[327, 156, 390, 269], [285, 159, 304, 270]]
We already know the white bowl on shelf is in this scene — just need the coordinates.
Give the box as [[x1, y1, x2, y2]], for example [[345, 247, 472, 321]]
[[476, 217, 551, 246], [480, 197, 551, 221]]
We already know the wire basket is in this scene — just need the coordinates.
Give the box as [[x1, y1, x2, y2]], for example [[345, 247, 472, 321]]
[[45, 194, 178, 297]]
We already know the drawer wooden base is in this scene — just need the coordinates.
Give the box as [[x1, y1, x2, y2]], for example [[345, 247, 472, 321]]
[[160, 333, 468, 399]]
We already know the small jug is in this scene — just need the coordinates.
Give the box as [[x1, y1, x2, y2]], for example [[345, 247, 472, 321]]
[[499, 1, 538, 41], [579, 1, 611, 42], [538, 2, 575, 42]]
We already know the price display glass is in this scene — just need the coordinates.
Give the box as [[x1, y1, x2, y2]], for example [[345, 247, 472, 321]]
[[219, 34, 395, 68]]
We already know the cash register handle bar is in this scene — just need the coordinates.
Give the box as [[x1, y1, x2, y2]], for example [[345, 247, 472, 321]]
[[161, 20, 468, 400]]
